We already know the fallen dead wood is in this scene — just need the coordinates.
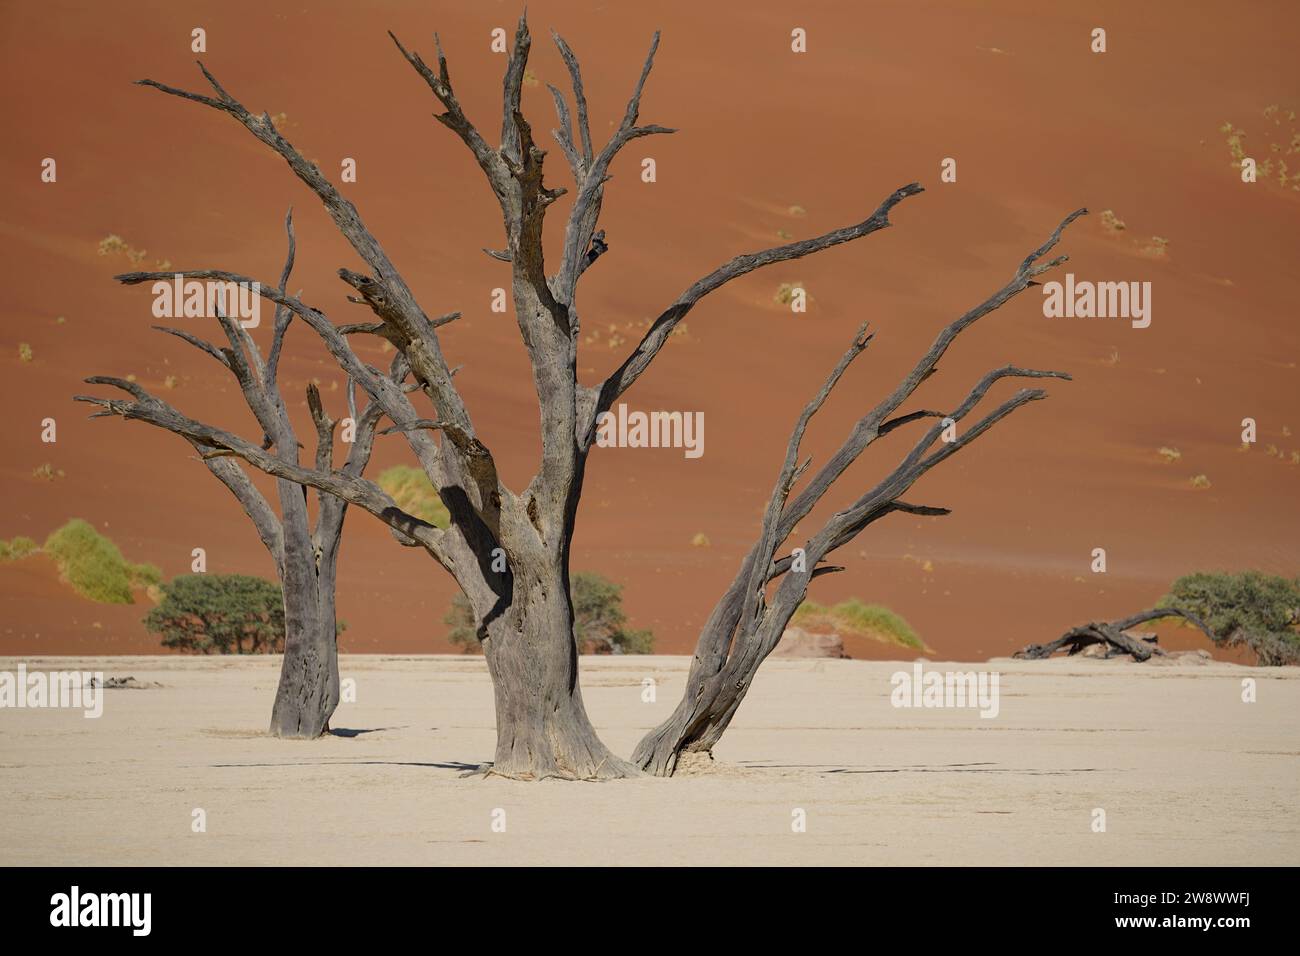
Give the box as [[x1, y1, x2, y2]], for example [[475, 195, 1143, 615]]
[[1014, 608, 1216, 662]]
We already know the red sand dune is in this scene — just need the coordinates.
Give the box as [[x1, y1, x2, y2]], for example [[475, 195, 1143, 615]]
[[1, 0, 1296, 659]]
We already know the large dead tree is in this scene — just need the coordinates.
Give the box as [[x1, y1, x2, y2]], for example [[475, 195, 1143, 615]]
[[77, 212, 399, 738], [81, 14, 1082, 779]]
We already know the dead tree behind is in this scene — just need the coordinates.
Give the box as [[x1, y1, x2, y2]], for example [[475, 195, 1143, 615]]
[[77, 212, 400, 738]]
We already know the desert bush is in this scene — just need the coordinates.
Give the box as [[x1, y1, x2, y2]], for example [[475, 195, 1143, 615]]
[[0, 536, 39, 561], [792, 599, 927, 651], [376, 465, 451, 528], [445, 571, 653, 654], [773, 281, 806, 305], [43, 519, 160, 604], [1159, 571, 1300, 665], [144, 574, 285, 654], [18, 343, 33, 362]]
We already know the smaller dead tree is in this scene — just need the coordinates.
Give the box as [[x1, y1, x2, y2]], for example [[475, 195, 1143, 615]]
[[635, 211, 1088, 776], [76, 212, 402, 738], [1013, 608, 1215, 662]]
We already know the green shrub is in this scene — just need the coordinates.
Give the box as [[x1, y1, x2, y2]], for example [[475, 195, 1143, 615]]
[[570, 572, 653, 654], [1159, 571, 1300, 665], [792, 599, 928, 651], [444, 571, 653, 654], [43, 519, 156, 604], [0, 536, 38, 561], [444, 594, 479, 649], [144, 574, 285, 654], [131, 562, 163, 587], [376, 465, 451, 528]]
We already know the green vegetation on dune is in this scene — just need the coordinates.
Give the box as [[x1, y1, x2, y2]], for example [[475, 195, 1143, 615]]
[[0, 536, 38, 561], [376, 465, 451, 529], [42, 519, 161, 604], [792, 599, 929, 652]]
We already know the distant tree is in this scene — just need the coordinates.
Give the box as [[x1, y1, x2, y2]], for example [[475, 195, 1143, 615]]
[[145, 574, 285, 654], [77, 211, 398, 737], [1160, 571, 1300, 665], [571, 573, 653, 654], [445, 572, 652, 655]]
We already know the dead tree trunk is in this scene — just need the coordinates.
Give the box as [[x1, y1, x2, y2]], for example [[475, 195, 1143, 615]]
[[84, 13, 1081, 777], [1014, 607, 1216, 662], [78, 213, 394, 739], [478, 559, 634, 778]]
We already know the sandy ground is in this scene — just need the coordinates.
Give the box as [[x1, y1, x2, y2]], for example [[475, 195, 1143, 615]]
[[2, 0, 1298, 659], [2, 654, 1296, 866]]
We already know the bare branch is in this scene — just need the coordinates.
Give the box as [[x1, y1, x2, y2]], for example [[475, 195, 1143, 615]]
[[151, 325, 230, 368], [770, 209, 1087, 546], [306, 382, 336, 473], [739, 322, 873, 628], [555, 30, 674, 302], [197, 450, 285, 568], [136, 63, 471, 434], [74, 380, 446, 558], [264, 208, 297, 384], [593, 182, 926, 427], [550, 30, 593, 167], [501, 14, 530, 164], [547, 82, 583, 178], [114, 265, 504, 526], [388, 30, 507, 193]]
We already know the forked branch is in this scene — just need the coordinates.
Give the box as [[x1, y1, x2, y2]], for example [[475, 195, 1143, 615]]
[[592, 183, 927, 435]]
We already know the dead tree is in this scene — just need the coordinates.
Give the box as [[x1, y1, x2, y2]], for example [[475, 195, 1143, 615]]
[[631, 213, 1085, 774], [1013, 608, 1216, 662], [82, 13, 1081, 779], [76, 212, 401, 738]]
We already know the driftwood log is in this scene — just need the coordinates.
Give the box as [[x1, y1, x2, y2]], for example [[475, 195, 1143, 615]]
[[1014, 608, 1216, 662]]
